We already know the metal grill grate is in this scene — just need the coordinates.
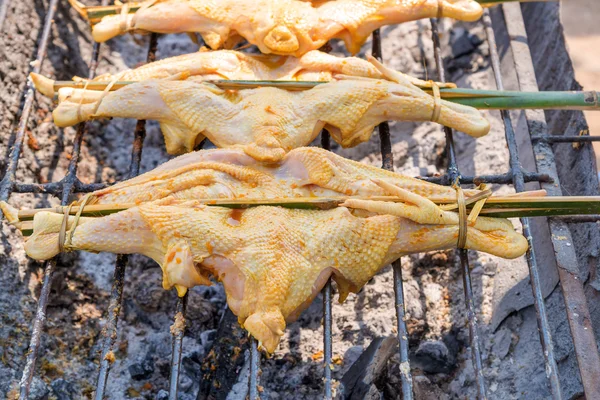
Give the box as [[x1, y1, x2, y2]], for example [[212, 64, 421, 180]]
[[1, 1, 600, 399]]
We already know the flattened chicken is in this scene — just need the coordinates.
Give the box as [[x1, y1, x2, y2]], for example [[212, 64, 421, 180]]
[[86, 146, 482, 205], [2, 184, 527, 352], [82, 0, 483, 56], [50, 75, 489, 161]]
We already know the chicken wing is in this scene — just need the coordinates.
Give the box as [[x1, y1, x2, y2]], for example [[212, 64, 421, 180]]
[[82, 0, 483, 56], [51, 75, 489, 161], [1, 186, 527, 352]]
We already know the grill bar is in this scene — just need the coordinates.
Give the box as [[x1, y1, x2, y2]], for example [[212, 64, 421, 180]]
[[19, 260, 56, 398], [533, 135, 600, 143], [501, 4, 600, 397], [13, 181, 106, 195], [94, 32, 157, 400], [458, 249, 487, 398], [481, 9, 562, 398], [322, 277, 333, 400], [372, 27, 414, 399], [320, 127, 333, 399], [167, 139, 209, 398], [249, 338, 261, 399], [0, 1, 61, 397], [430, 18, 488, 399], [169, 293, 189, 399], [421, 171, 551, 185], [2, 2, 598, 399], [95, 255, 128, 399], [0, 0, 58, 202], [0, 0, 11, 34]]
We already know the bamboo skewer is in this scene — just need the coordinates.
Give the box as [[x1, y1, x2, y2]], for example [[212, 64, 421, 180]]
[[10, 193, 600, 221], [9, 191, 600, 237], [50, 80, 600, 111]]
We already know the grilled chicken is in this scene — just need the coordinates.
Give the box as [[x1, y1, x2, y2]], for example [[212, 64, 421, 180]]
[[49, 71, 489, 162], [1, 182, 527, 352], [86, 146, 482, 205], [79, 0, 483, 56], [30, 49, 454, 98]]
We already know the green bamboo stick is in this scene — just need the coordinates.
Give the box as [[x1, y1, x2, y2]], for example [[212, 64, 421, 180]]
[[447, 89, 600, 111], [10, 194, 600, 236], [51, 79, 600, 111], [13, 195, 600, 220]]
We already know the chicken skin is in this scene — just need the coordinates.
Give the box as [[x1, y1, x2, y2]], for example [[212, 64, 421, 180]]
[[80, 0, 483, 56]]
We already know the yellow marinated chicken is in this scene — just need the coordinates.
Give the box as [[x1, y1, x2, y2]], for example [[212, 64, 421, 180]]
[[49, 70, 489, 162], [76, 0, 483, 55], [1, 180, 527, 353], [86, 146, 481, 205], [30, 49, 453, 98]]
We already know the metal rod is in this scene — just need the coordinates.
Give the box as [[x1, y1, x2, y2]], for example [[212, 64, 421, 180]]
[[322, 279, 333, 400], [166, 137, 208, 399], [482, 9, 563, 398], [0, 0, 11, 34], [249, 338, 261, 400], [372, 27, 414, 400], [458, 250, 487, 399], [430, 18, 487, 399], [320, 128, 333, 399], [533, 135, 600, 143], [9, 1, 61, 397], [0, 0, 59, 202], [95, 255, 128, 399], [501, 3, 600, 398], [94, 32, 157, 400], [18, 260, 56, 398], [421, 171, 551, 185], [13, 180, 106, 195], [169, 293, 189, 400]]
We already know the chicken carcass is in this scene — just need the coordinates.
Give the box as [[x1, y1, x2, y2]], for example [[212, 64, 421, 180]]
[[80, 0, 483, 56], [1, 182, 527, 352], [86, 146, 482, 205], [50, 74, 489, 162]]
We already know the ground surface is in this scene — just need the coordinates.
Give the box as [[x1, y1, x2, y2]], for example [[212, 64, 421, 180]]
[[0, 1, 598, 400]]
